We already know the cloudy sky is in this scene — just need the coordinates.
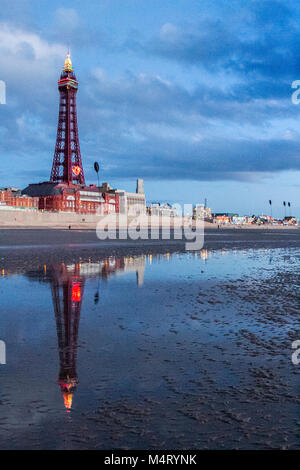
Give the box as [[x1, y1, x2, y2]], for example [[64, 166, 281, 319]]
[[1, 0, 300, 217]]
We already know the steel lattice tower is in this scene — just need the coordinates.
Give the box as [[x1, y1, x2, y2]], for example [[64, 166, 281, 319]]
[[50, 53, 85, 185]]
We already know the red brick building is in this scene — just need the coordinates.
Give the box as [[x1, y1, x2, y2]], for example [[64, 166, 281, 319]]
[[23, 182, 119, 214], [0, 188, 38, 210]]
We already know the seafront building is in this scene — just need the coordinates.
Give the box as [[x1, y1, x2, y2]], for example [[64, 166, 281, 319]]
[[23, 181, 119, 214], [0, 187, 38, 210], [22, 256, 146, 412], [116, 179, 146, 215], [147, 202, 177, 217], [212, 212, 238, 224], [193, 204, 212, 221]]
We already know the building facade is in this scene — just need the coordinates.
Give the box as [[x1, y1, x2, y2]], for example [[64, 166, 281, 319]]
[[212, 213, 238, 224], [148, 203, 177, 217], [116, 179, 146, 215], [23, 182, 119, 214], [193, 204, 212, 221], [0, 188, 38, 210]]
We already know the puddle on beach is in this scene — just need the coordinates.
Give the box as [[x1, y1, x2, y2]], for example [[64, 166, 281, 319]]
[[0, 248, 299, 449]]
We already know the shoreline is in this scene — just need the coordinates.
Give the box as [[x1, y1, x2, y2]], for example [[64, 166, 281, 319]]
[[0, 208, 298, 231], [0, 222, 298, 230], [0, 227, 299, 270], [0, 226, 299, 245]]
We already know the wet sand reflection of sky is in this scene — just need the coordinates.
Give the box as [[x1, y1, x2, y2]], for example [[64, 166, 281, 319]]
[[0, 248, 299, 449]]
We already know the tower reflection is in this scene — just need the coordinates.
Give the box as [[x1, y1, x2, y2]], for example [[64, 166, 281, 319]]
[[50, 263, 84, 413], [5, 251, 215, 413], [46, 256, 146, 412]]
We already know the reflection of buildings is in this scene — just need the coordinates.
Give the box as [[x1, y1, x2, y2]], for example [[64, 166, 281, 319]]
[[21, 256, 146, 412], [0, 250, 223, 410], [49, 257, 146, 411], [200, 249, 209, 261], [67, 256, 146, 287]]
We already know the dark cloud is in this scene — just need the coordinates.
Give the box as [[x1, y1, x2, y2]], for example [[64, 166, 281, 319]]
[[93, 136, 300, 181], [1, 0, 300, 188], [127, 0, 300, 83], [2, 65, 300, 187]]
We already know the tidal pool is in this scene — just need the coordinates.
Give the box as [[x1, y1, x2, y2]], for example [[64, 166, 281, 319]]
[[0, 248, 299, 449]]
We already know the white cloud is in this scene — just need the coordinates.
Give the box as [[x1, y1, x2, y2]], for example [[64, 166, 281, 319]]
[[0, 22, 67, 104], [0, 22, 65, 60]]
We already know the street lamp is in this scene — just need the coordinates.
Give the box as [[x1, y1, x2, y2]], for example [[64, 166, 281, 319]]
[[94, 161, 100, 188], [269, 200, 272, 219]]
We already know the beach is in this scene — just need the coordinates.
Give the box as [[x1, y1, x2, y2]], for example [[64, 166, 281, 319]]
[[0, 226, 299, 268], [0, 228, 299, 449]]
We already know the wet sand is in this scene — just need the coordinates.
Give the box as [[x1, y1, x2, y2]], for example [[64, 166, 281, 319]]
[[0, 227, 299, 270], [0, 230, 299, 449]]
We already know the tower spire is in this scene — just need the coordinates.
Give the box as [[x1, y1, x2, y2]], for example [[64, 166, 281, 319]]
[[63, 51, 73, 72]]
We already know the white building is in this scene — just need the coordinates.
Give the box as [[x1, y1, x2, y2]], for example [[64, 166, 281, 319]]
[[148, 203, 177, 217], [193, 204, 212, 220], [116, 179, 146, 215]]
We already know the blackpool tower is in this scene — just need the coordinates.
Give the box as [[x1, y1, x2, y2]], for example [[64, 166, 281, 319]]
[[50, 53, 85, 185]]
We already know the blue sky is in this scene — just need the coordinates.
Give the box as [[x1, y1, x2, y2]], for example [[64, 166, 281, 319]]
[[1, 0, 300, 217]]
